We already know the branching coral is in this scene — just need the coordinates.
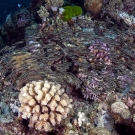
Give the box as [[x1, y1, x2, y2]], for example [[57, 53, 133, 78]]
[[16, 17, 29, 28], [19, 79, 72, 131], [88, 41, 112, 65], [14, 8, 32, 28], [1, 1, 135, 134], [103, 0, 124, 21], [37, 5, 49, 21], [44, 0, 64, 8]]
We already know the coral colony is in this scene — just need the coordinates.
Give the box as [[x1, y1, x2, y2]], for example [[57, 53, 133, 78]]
[[0, 0, 135, 135]]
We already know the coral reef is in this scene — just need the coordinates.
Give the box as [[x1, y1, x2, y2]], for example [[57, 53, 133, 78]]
[[0, 0, 135, 134], [0, 8, 33, 45]]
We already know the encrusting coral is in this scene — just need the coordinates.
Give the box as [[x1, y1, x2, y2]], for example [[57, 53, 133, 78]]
[[19, 79, 73, 131], [10, 52, 38, 70], [88, 127, 111, 135], [111, 101, 131, 120]]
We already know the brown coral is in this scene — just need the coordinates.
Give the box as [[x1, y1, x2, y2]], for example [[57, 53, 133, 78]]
[[10, 52, 38, 70], [84, 0, 103, 15]]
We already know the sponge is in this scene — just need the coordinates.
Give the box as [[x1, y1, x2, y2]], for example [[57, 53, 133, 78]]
[[62, 6, 83, 22]]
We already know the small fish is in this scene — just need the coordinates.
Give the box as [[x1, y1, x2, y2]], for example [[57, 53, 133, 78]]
[[120, 84, 130, 99], [17, 4, 21, 8]]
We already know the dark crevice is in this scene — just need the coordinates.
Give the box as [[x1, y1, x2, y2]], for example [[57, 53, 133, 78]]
[[115, 123, 135, 135]]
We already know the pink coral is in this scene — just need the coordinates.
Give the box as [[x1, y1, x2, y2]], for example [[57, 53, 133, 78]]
[[88, 41, 112, 65], [83, 88, 98, 101], [126, 97, 135, 107]]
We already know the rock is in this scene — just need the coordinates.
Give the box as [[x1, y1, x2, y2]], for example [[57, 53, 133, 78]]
[[89, 127, 111, 135]]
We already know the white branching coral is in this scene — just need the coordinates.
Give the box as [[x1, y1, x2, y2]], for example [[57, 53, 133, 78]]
[[77, 112, 86, 127], [19, 80, 72, 131], [45, 0, 64, 7], [37, 0, 64, 21], [37, 5, 49, 21]]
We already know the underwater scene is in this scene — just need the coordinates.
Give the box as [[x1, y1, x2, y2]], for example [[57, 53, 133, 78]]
[[0, 0, 30, 24], [0, 0, 135, 135]]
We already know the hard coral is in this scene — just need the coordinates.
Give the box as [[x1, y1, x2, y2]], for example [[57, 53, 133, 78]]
[[37, 5, 49, 21], [88, 41, 112, 65], [84, 0, 103, 15], [111, 101, 131, 120], [16, 17, 29, 27], [19, 79, 72, 131], [45, 0, 64, 7], [10, 52, 39, 72]]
